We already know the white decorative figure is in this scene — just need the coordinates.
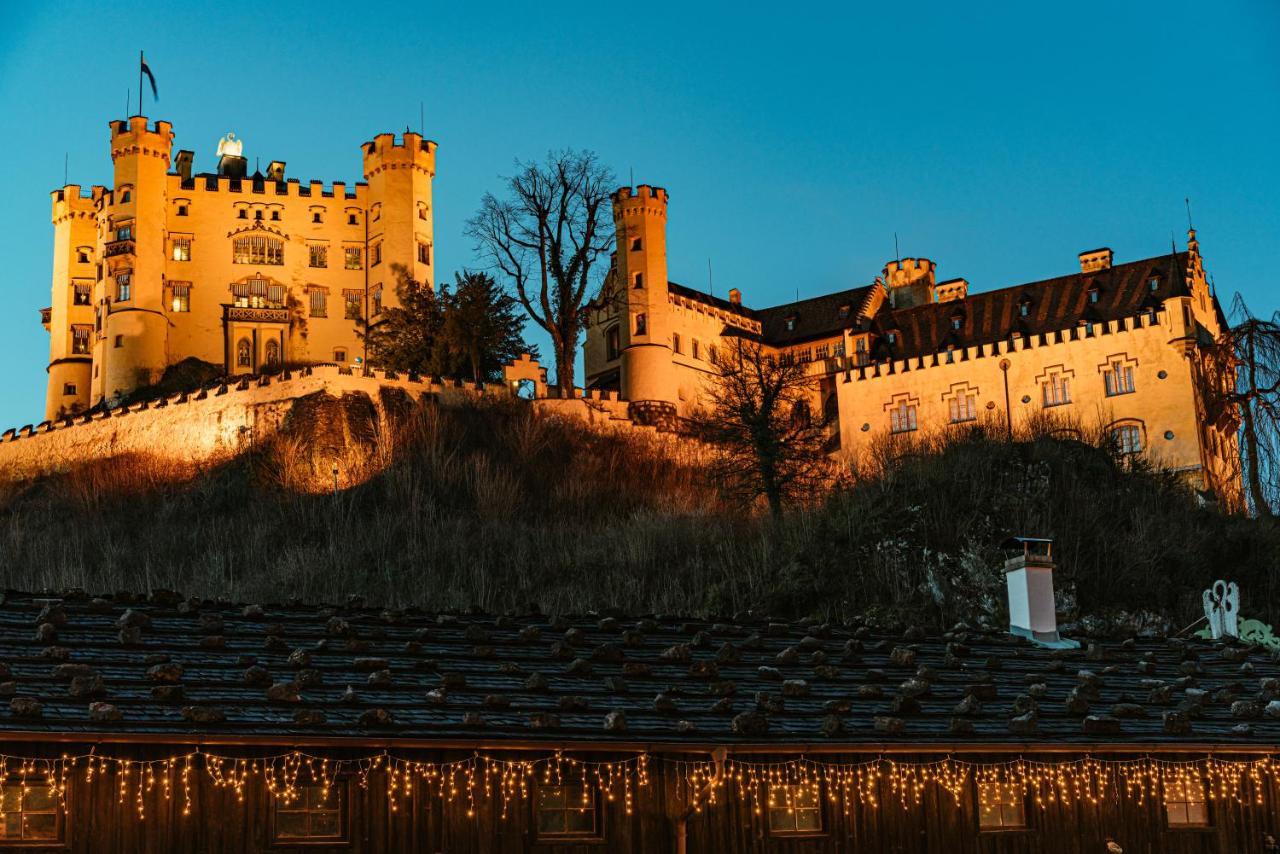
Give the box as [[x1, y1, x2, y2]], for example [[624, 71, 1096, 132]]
[[1202, 580, 1239, 639], [216, 132, 243, 159]]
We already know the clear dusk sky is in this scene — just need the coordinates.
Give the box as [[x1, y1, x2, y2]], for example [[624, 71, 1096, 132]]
[[1, 0, 1277, 425]]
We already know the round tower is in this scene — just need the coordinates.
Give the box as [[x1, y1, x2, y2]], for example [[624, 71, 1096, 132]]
[[100, 116, 173, 405], [882, 257, 937, 309], [613, 185, 677, 420], [45, 184, 97, 420], [362, 132, 437, 311]]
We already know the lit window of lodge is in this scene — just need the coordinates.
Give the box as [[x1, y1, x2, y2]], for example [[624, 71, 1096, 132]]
[[0, 781, 62, 842], [978, 785, 1027, 831], [535, 784, 599, 841], [272, 784, 346, 842], [768, 784, 822, 836]]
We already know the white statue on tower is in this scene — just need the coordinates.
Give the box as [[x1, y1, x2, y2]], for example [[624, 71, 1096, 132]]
[[216, 132, 243, 159]]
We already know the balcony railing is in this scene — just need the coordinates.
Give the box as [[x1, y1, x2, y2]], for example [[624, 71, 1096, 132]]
[[224, 304, 289, 324], [104, 239, 135, 258]]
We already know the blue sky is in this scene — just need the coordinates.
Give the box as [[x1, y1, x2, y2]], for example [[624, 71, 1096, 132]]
[[1, 0, 1277, 424]]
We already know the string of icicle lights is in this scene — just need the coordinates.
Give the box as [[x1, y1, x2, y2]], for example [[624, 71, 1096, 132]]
[[0, 750, 1273, 822]]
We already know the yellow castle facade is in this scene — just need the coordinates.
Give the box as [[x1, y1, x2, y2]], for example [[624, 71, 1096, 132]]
[[584, 185, 1239, 498], [44, 115, 435, 420]]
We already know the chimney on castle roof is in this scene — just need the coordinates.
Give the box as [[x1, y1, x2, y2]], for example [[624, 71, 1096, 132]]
[[174, 150, 194, 181], [1001, 537, 1079, 649], [1078, 248, 1113, 273], [728, 288, 742, 306]]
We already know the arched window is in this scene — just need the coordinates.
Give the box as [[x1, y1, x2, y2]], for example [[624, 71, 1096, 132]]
[[232, 235, 284, 265], [1108, 420, 1145, 456], [264, 338, 280, 368], [236, 338, 252, 368]]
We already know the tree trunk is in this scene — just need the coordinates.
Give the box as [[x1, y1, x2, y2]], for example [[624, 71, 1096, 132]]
[[1240, 398, 1273, 519], [554, 337, 576, 394]]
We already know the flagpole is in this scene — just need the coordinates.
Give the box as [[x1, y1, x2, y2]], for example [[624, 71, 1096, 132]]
[[138, 51, 143, 116]]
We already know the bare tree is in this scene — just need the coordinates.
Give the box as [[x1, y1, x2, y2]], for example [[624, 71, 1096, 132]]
[[1196, 295, 1280, 518], [690, 336, 829, 518], [467, 151, 614, 394]]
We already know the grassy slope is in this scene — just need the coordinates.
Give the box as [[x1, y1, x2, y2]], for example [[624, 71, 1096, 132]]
[[0, 397, 1274, 630]]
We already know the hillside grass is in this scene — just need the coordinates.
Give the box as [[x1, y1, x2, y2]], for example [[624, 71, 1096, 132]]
[[0, 397, 1274, 631]]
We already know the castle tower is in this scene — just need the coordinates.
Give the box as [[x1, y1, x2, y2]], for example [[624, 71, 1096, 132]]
[[361, 132, 437, 313], [613, 185, 677, 416], [99, 116, 174, 404], [45, 185, 98, 420], [883, 257, 937, 308]]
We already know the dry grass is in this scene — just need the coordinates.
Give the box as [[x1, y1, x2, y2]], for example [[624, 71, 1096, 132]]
[[0, 396, 1274, 631]]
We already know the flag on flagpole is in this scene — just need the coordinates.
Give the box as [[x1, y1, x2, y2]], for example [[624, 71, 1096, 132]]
[[140, 54, 158, 100]]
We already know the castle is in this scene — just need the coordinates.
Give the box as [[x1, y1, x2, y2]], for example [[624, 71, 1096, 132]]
[[44, 116, 435, 419], [583, 185, 1239, 498], [37, 115, 1239, 501]]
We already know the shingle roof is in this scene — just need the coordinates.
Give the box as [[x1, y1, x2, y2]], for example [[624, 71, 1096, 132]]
[[3, 590, 1275, 749], [875, 253, 1189, 360], [665, 282, 877, 347]]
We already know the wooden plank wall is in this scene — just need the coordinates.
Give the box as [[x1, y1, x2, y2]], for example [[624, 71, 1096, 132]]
[[11, 747, 1279, 853]]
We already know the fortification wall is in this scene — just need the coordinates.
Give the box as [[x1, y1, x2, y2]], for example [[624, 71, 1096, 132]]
[[0, 366, 497, 481]]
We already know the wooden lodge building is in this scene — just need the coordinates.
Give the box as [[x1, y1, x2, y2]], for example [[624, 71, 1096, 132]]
[[0, 577, 1276, 853]]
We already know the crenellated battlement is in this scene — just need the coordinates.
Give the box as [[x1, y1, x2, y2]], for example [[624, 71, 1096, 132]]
[[612, 184, 669, 220], [50, 185, 97, 223], [362, 132, 437, 179], [109, 116, 174, 163]]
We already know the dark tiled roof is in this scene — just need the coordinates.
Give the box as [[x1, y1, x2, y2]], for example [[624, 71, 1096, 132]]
[[876, 253, 1190, 360], [2, 590, 1276, 748], [756, 287, 877, 346]]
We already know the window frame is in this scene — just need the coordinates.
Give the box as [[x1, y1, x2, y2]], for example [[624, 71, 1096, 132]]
[[1042, 373, 1071, 408], [888, 398, 918, 434], [1163, 781, 1212, 831], [268, 778, 351, 848], [0, 778, 67, 846], [605, 325, 621, 361], [1109, 421, 1145, 456], [169, 283, 191, 313], [232, 235, 285, 266], [976, 783, 1029, 833], [533, 781, 603, 843], [766, 782, 825, 838], [1102, 360, 1135, 397]]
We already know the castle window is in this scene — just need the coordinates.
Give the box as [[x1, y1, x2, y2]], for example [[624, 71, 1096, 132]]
[[347, 213, 358, 225], [312, 212, 322, 224], [1042, 372, 1071, 407], [692, 339, 700, 360], [238, 209, 248, 219], [272, 783, 347, 844], [418, 205, 429, 220], [535, 783, 599, 841], [114, 335, 123, 348], [634, 313, 647, 336], [784, 315, 797, 332], [73, 284, 91, 306], [815, 343, 830, 360], [1164, 782, 1209, 829], [115, 273, 131, 302], [633, 272, 644, 289], [115, 225, 133, 241], [176, 204, 188, 216], [371, 286, 383, 317], [948, 390, 978, 424], [120, 190, 131, 203], [945, 345, 956, 363], [333, 349, 347, 363], [232, 277, 285, 309], [1103, 360, 1135, 396], [671, 332, 681, 355], [768, 783, 822, 836], [232, 235, 284, 265], [606, 325, 621, 360], [270, 210, 280, 221], [797, 347, 812, 363], [978, 785, 1027, 831], [308, 245, 328, 269], [1088, 286, 1101, 304], [1110, 422, 1144, 455], [1148, 276, 1160, 292], [77, 249, 91, 264], [833, 340, 846, 358], [172, 238, 191, 262], [951, 314, 964, 330], [371, 243, 382, 267], [630, 237, 642, 251], [889, 399, 918, 434], [170, 283, 190, 313], [254, 210, 263, 221], [309, 289, 328, 318], [344, 248, 362, 270], [63, 383, 77, 396], [344, 292, 362, 320], [418, 242, 431, 265], [886, 331, 897, 345], [264, 338, 280, 368], [71, 325, 91, 355], [1019, 300, 1031, 317], [0, 780, 63, 843], [838, 304, 851, 319], [236, 338, 252, 368]]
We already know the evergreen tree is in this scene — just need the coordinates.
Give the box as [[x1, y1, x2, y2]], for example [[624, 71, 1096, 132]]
[[362, 264, 445, 375], [440, 271, 536, 384]]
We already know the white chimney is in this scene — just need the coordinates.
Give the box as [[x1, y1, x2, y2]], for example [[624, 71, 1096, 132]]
[[1002, 537, 1079, 649]]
